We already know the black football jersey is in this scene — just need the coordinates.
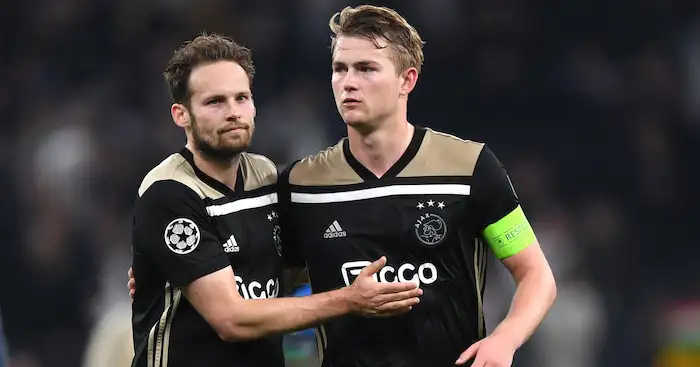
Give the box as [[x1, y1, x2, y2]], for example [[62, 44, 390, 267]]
[[131, 148, 284, 367], [278, 127, 520, 367]]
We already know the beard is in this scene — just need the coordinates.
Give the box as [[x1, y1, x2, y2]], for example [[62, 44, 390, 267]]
[[191, 115, 255, 162]]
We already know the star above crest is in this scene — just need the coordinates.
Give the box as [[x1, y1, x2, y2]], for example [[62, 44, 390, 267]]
[[417, 199, 445, 210], [267, 210, 278, 221]]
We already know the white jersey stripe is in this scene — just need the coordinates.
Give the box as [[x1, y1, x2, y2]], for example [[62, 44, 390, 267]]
[[291, 184, 470, 204], [206, 193, 278, 216]]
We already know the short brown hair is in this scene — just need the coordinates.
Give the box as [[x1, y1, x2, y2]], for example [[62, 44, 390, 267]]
[[163, 33, 255, 105], [329, 5, 425, 74]]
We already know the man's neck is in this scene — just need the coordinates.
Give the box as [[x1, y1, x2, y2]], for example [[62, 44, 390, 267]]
[[187, 145, 240, 191], [347, 120, 414, 178]]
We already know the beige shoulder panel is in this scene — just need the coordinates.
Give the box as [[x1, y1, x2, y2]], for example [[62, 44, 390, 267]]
[[137, 153, 224, 199], [289, 139, 362, 186], [240, 152, 278, 191], [398, 128, 485, 177]]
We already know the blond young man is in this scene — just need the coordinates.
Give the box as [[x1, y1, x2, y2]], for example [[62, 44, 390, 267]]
[[277, 6, 557, 367]]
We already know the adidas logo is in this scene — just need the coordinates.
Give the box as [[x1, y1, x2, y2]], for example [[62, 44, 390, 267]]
[[223, 235, 240, 253], [324, 220, 347, 239]]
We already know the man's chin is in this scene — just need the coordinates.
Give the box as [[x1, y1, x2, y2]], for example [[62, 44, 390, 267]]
[[343, 116, 367, 126], [344, 115, 376, 131], [221, 142, 250, 156], [198, 143, 249, 162]]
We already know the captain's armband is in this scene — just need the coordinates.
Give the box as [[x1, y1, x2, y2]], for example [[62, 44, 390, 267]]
[[483, 206, 536, 259]]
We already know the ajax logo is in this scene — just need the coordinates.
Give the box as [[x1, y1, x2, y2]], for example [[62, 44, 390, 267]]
[[414, 199, 448, 246]]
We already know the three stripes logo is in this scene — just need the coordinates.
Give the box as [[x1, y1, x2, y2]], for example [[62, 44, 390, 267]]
[[324, 220, 347, 239], [223, 234, 240, 253]]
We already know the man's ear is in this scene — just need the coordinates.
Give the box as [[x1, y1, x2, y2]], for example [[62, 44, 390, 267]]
[[399, 67, 418, 96], [171, 103, 190, 128]]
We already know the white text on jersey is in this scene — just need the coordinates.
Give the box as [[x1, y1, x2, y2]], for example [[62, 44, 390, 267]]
[[235, 276, 280, 299], [341, 261, 438, 287]]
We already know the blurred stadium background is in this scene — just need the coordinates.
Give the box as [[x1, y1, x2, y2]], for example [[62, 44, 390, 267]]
[[0, 1, 699, 366]]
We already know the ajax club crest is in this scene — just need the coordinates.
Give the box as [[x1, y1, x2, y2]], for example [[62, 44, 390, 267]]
[[272, 225, 282, 256], [414, 199, 448, 246]]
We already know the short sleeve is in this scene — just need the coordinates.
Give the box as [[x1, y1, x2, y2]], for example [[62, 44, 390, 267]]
[[277, 161, 305, 267], [132, 180, 229, 287], [471, 146, 536, 259]]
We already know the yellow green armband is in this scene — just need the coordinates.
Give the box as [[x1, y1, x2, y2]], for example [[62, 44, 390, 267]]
[[483, 206, 536, 259]]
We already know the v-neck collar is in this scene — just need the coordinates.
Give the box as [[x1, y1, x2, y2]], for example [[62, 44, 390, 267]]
[[343, 126, 426, 181], [179, 147, 245, 197]]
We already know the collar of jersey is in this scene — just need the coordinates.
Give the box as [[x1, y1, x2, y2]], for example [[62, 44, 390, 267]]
[[179, 147, 245, 197], [343, 125, 426, 181]]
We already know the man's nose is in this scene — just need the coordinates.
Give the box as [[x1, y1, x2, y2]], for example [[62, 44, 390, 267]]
[[225, 101, 241, 120], [342, 70, 359, 91]]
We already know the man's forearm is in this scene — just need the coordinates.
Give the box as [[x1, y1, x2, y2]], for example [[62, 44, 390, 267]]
[[222, 288, 352, 341], [187, 258, 418, 342], [491, 266, 556, 349]]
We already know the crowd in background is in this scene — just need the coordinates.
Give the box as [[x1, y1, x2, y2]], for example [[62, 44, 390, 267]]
[[0, 1, 698, 366]]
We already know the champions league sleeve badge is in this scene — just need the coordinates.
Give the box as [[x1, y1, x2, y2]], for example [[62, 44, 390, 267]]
[[164, 218, 201, 255]]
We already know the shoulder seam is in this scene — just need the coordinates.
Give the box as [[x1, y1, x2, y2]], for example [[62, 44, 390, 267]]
[[139, 159, 206, 198], [426, 127, 485, 146], [298, 138, 345, 165], [140, 178, 201, 198]]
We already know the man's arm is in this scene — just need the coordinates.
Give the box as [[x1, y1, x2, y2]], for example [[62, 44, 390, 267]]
[[133, 180, 422, 342], [492, 241, 556, 349], [185, 256, 420, 341], [475, 148, 556, 349], [456, 146, 556, 365]]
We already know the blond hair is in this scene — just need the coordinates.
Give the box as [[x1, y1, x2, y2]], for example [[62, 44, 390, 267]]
[[329, 5, 425, 74]]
